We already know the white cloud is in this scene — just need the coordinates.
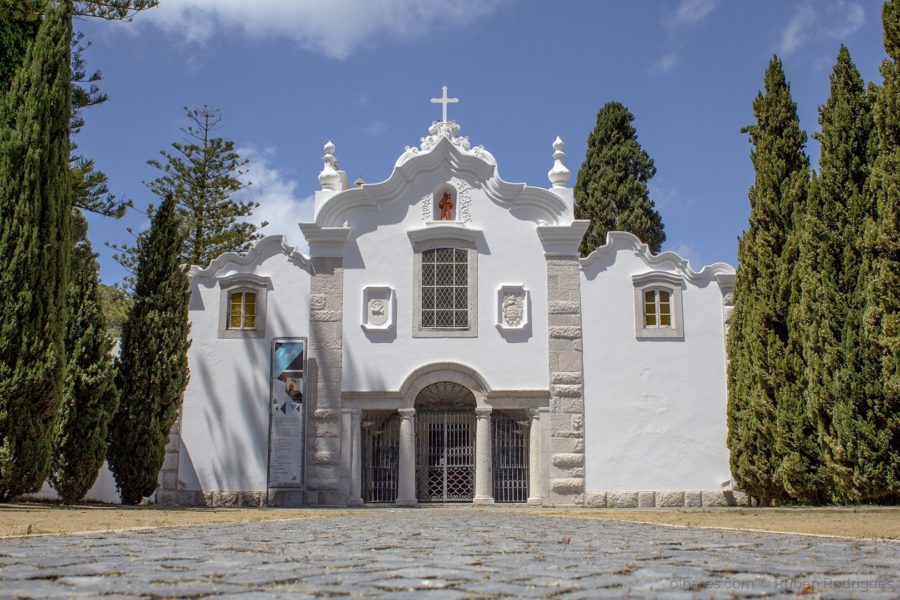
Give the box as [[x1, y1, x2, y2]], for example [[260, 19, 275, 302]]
[[237, 146, 314, 249], [666, 0, 719, 32], [364, 121, 387, 136], [138, 0, 508, 59], [650, 52, 678, 74], [777, 1, 865, 58], [667, 242, 702, 269]]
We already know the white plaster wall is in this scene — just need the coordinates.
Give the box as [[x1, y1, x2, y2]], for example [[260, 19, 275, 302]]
[[581, 246, 731, 491], [25, 461, 120, 504], [341, 170, 550, 393], [180, 243, 311, 492]]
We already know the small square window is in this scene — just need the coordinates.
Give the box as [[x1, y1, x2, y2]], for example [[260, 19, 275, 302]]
[[633, 273, 684, 339], [218, 277, 268, 339]]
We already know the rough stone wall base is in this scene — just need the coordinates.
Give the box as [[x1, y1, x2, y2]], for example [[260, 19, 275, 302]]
[[583, 490, 750, 508]]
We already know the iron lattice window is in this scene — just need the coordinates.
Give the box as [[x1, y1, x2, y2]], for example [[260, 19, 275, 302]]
[[228, 290, 257, 330], [421, 248, 468, 329], [643, 288, 672, 328]]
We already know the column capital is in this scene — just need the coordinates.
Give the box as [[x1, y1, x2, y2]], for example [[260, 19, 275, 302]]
[[398, 408, 416, 418], [475, 407, 493, 418], [529, 408, 542, 420]]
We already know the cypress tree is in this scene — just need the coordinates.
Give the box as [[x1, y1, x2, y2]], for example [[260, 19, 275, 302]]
[[801, 46, 874, 502], [727, 57, 809, 506], [107, 194, 190, 505], [49, 213, 117, 504], [846, 0, 900, 502], [574, 101, 666, 255], [0, 0, 72, 502]]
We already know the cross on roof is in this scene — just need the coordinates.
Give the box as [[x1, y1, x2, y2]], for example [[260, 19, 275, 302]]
[[431, 85, 459, 122]]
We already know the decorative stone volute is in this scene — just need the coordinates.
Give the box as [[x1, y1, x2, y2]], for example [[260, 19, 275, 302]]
[[318, 140, 341, 191], [548, 136, 570, 188]]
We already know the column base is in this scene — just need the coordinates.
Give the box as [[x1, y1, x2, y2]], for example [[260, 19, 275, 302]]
[[395, 497, 418, 506], [473, 496, 495, 505], [348, 497, 364, 506], [527, 497, 543, 506]]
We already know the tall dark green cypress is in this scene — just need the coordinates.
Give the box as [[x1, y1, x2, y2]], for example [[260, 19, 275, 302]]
[[107, 194, 190, 505], [574, 101, 666, 255], [50, 213, 117, 504], [727, 57, 809, 506], [0, 0, 72, 502], [846, 0, 900, 503], [801, 46, 874, 503]]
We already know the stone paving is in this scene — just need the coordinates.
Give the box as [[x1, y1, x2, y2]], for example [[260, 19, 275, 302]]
[[0, 507, 897, 599]]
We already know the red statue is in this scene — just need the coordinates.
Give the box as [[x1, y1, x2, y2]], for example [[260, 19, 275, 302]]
[[439, 192, 454, 220]]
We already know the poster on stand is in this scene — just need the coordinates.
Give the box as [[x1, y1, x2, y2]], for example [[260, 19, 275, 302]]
[[268, 338, 306, 489]]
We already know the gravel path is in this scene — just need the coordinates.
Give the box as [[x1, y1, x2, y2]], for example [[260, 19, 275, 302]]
[[0, 507, 897, 598]]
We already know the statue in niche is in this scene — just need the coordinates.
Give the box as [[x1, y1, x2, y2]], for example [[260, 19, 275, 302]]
[[438, 191, 454, 220], [502, 293, 524, 327]]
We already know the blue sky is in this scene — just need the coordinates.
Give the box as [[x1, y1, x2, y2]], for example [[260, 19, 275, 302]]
[[74, 0, 887, 284]]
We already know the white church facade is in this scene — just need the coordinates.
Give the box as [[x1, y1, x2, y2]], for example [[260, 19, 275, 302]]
[[157, 90, 742, 508]]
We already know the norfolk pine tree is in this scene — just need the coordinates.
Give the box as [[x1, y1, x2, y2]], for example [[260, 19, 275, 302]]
[[107, 194, 190, 505], [574, 101, 665, 255], [727, 57, 809, 506], [847, 0, 900, 503], [0, 0, 72, 501], [50, 213, 117, 504]]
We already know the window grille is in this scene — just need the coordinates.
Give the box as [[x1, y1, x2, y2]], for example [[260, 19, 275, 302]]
[[421, 248, 468, 329], [228, 290, 257, 330]]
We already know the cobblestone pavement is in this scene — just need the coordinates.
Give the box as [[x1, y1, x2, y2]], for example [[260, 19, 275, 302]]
[[0, 507, 897, 599]]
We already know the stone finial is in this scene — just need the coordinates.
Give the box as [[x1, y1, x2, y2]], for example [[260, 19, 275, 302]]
[[354, 177, 365, 188], [318, 140, 341, 191], [548, 136, 570, 188]]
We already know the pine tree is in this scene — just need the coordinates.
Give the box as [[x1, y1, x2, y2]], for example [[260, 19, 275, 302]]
[[574, 101, 665, 255], [845, 0, 900, 502], [727, 56, 809, 506], [50, 213, 117, 504], [2, 0, 157, 218], [107, 194, 190, 505], [799, 46, 875, 503], [0, 0, 72, 501]]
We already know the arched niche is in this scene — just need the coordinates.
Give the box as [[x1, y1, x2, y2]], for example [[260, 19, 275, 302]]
[[432, 182, 458, 222]]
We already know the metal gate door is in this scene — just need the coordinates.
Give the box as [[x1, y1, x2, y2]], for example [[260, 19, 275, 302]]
[[492, 411, 528, 503], [415, 410, 476, 501], [361, 412, 400, 503]]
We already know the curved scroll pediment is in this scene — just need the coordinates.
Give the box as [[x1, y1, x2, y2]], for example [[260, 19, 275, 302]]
[[581, 231, 735, 285], [313, 124, 573, 229]]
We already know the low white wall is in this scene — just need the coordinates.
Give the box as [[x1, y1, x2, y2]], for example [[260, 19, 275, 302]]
[[581, 236, 733, 491], [24, 461, 121, 504], [180, 238, 311, 494]]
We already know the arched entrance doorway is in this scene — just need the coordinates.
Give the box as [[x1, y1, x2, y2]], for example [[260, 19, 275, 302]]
[[414, 382, 476, 502]]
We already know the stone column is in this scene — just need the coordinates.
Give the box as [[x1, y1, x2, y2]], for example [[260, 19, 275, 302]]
[[306, 256, 345, 506], [474, 408, 494, 504], [527, 408, 542, 505], [396, 408, 417, 506], [546, 255, 586, 505], [349, 409, 363, 506]]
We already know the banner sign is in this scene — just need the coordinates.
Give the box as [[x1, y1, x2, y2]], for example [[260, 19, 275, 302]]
[[267, 338, 306, 489]]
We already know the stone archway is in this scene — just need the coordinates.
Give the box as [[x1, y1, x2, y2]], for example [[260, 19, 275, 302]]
[[414, 382, 476, 502]]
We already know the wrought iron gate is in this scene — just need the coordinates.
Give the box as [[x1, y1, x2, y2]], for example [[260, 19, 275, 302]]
[[361, 412, 399, 503], [492, 411, 529, 503], [416, 410, 476, 501]]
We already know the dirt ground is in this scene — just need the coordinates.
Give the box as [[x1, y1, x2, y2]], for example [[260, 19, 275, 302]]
[[0, 503, 897, 540]]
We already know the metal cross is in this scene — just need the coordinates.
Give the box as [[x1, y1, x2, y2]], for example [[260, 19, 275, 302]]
[[431, 85, 459, 122]]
